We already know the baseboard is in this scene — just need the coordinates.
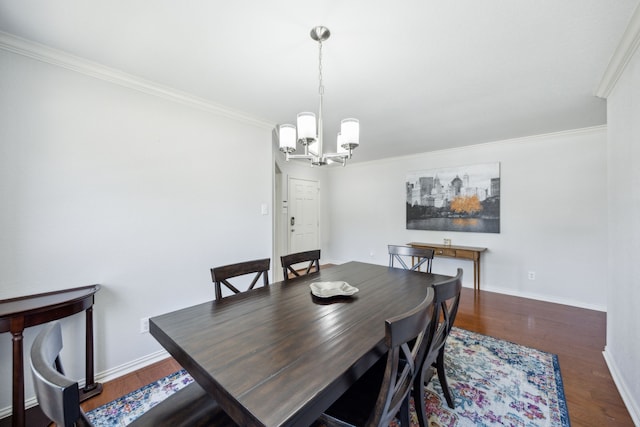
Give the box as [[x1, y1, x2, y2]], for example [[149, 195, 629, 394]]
[[326, 259, 606, 311], [0, 349, 170, 419], [480, 285, 606, 312], [603, 347, 640, 425], [91, 349, 170, 384]]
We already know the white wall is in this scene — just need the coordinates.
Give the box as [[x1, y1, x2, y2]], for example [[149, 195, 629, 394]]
[[325, 127, 608, 310], [0, 49, 273, 412], [604, 33, 640, 424]]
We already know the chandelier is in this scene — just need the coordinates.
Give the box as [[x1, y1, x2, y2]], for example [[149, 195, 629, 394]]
[[278, 26, 360, 166]]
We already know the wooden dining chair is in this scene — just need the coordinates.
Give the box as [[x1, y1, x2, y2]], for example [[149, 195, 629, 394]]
[[280, 249, 320, 281], [412, 268, 463, 427], [210, 258, 270, 300], [30, 321, 235, 427], [314, 287, 435, 427], [388, 245, 435, 273]]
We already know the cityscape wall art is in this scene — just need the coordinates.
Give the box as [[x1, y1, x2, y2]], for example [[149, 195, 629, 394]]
[[406, 162, 501, 233]]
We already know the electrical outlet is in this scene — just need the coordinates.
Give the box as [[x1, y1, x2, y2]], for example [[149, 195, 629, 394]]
[[369, 250, 375, 258], [140, 317, 149, 333], [527, 271, 536, 280]]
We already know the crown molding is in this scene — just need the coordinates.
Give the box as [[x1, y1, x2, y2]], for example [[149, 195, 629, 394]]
[[0, 31, 274, 129], [347, 125, 607, 168], [596, 4, 640, 98]]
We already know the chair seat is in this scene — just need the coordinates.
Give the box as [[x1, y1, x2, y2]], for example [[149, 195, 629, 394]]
[[129, 382, 236, 427]]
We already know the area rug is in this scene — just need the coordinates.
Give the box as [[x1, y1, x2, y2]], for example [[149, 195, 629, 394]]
[[86, 370, 195, 426], [413, 327, 569, 427], [86, 327, 569, 426]]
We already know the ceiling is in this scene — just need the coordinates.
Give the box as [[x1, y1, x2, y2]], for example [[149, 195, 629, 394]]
[[1, 0, 638, 163]]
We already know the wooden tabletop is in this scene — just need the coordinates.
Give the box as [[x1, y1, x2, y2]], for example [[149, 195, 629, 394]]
[[0, 285, 100, 331], [150, 262, 452, 427], [406, 242, 487, 252]]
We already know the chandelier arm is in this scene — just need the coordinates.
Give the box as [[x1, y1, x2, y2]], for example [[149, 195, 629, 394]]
[[286, 153, 315, 161], [325, 155, 347, 167], [324, 152, 351, 160]]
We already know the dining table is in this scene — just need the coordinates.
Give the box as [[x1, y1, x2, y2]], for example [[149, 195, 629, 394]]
[[149, 261, 452, 427]]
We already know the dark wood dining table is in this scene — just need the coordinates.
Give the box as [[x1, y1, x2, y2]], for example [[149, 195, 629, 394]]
[[150, 261, 452, 427]]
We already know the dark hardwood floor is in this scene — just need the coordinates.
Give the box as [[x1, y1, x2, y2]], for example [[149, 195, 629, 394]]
[[80, 287, 634, 426]]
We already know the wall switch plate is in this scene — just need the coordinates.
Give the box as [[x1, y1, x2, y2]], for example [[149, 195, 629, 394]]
[[140, 317, 149, 333], [527, 271, 536, 280]]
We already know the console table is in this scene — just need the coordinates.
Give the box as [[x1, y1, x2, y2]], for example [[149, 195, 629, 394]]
[[407, 242, 487, 291], [0, 284, 101, 427]]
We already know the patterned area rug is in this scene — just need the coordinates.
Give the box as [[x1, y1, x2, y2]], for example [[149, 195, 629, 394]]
[[86, 327, 569, 426], [413, 327, 569, 427], [86, 370, 195, 426]]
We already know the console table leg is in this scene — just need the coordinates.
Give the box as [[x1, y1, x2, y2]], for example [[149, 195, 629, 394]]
[[11, 321, 25, 427], [80, 306, 102, 400]]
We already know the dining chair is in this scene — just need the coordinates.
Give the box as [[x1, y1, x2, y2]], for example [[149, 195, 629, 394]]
[[280, 249, 320, 281], [314, 287, 435, 427], [412, 268, 463, 427], [210, 258, 270, 300], [388, 245, 435, 273], [30, 321, 235, 427]]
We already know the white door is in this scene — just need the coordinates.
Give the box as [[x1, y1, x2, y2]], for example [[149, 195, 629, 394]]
[[288, 178, 319, 254]]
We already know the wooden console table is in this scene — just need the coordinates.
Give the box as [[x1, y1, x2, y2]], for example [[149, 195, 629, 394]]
[[0, 284, 101, 427], [407, 242, 487, 291]]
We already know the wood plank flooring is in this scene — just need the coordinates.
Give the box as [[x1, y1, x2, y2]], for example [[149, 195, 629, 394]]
[[80, 287, 634, 426]]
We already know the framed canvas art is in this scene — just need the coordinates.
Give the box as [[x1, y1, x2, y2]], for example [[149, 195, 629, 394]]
[[406, 162, 500, 233]]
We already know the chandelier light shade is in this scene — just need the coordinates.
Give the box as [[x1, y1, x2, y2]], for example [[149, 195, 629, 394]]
[[279, 124, 296, 153], [278, 26, 360, 166], [297, 112, 317, 143], [340, 118, 360, 148]]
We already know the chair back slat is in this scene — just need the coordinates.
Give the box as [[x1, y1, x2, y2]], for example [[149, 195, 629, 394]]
[[388, 245, 435, 273], [211, 258, 270, 300]]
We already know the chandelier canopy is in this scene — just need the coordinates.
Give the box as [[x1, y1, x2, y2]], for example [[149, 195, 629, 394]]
[[279, 26, 360, 166]]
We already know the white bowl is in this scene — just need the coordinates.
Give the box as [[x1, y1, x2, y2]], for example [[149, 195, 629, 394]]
[[309, 281, 359, 298]]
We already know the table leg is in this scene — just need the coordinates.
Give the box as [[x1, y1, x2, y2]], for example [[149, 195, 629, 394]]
[[474, 256, 481, 291], [410, 256, 421, 272], [80, 306, 102, 400], [11, 319, 25, 427]]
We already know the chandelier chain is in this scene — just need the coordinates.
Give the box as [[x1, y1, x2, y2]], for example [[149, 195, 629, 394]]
[[318, 40, 324, 97]]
